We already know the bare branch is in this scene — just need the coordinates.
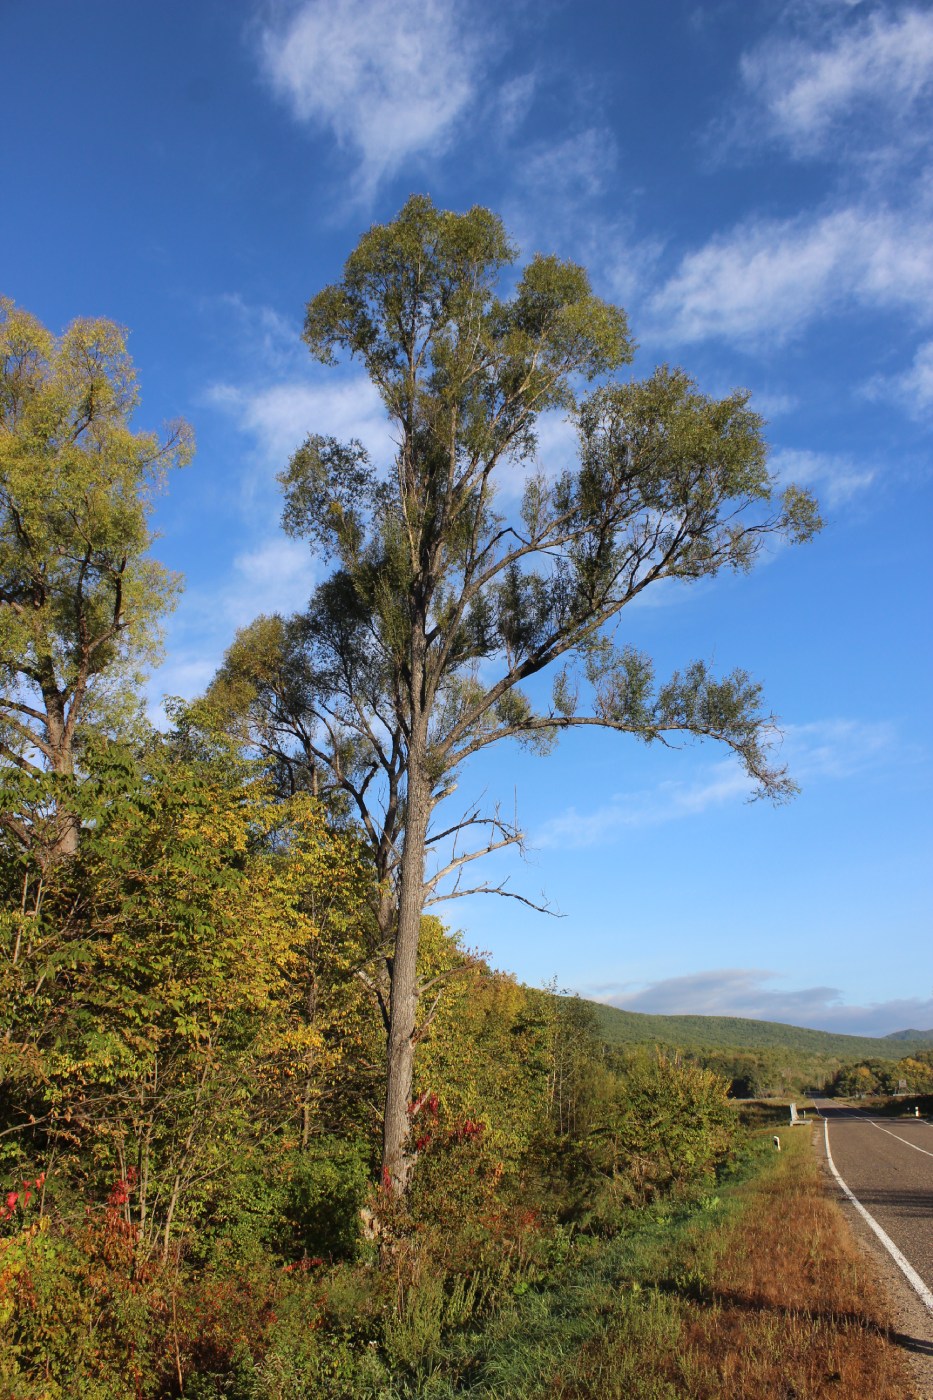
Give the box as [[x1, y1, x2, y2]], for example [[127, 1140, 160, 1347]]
[[425, 881, 561, 915], [423, 830, 524, 894]]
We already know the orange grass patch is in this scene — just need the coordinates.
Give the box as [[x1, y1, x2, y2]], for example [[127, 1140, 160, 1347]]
[[555, 1131, 919, 1399]]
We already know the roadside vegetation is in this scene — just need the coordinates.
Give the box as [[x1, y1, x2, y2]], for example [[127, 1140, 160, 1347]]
[[825, 1053, 933, 1099], [0, 217, 913, 1397], [539, 1124, 918, 1400], [1, 785, 919, 1399], [0, 762, 737, 1398]]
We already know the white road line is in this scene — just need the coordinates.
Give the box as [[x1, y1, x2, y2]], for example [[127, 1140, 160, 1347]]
[[823, 1119, 933, 1316], [869, 1121, 933, 1159]]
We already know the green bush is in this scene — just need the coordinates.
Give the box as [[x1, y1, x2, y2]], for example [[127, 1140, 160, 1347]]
[[280, 1136, 372, 1262]]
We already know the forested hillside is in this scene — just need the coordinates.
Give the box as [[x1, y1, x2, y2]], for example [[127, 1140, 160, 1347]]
[[591, 1003, 933, 1100], [591, 1003, 933, 1059]]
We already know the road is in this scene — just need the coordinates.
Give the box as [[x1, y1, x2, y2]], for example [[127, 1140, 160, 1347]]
[[810, 1097, 933, 1310]]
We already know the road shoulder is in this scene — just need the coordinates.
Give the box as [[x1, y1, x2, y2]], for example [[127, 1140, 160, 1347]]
[[814, 1119, 933, 1398]]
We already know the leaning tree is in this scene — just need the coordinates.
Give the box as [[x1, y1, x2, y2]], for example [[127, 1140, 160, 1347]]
[[207, 196, 821, 1194]]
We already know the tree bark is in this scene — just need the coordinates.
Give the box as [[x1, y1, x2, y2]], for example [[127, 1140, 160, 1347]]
[[44, 688, 80, 859], [381, 726, 431, 1196]]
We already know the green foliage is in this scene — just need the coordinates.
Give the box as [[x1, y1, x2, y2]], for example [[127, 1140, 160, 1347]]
[[0, 831, 745, 1399], [415, 958, 550, 1169], [0, 299, 192, 856], [0, 732, 382, 1249], [278, 1136, 372, 1261], [217, 195, 822, 1194], [0, 254, 823, 1391], [827, 1049, 933, 1097]]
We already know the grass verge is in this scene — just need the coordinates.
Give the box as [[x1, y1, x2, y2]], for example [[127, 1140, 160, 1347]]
[[365, 1125, 917, 1398], [543, 1125, 918, 1399]]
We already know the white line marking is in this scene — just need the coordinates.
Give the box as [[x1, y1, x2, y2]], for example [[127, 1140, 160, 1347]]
[[823, 1119, 933, 1315], [869, 1121, 933, 1159]]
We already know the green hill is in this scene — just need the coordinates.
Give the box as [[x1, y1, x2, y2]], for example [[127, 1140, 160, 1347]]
[[589, 1003, 932, 1060]]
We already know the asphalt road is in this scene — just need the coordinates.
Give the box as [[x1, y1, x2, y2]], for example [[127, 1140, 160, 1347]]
[[811, 1097, 933, 1304]]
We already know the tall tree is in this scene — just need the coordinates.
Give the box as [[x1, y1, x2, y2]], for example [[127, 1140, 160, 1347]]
[[210, 196, 821, 1194], [0, 299, 192, 858]]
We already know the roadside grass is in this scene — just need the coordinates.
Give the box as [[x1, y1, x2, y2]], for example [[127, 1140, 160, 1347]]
[[182, 1118, 917, 1397], [354, 1126, 917, 1398], [545, 1126, 917, 1400]]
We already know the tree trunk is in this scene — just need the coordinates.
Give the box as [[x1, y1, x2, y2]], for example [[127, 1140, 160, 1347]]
[[44, 692, 80, 859], [381, 739, 431, 1196]]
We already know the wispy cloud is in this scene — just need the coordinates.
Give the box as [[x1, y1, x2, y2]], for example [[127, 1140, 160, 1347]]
[[864, 339, 933, 419], [770, 447, 875, 508], [591, 967, 933, 1038], [536, 717, 897, 849], [498, 123, 663, 310], [785, 717, 898, 783], [536, 760, 753, 849], [228, 535, 318, 620], [651, 205, 933, 346], [520, 128, 617, 204], [752, 391, 799, 421], [206, 373, 396, 510], [495, 73, 537, 141], [151, 534, 318, 710], [206, 293, 306, 374], [258, 0, 490, 196], [740, 7, 933, 159]]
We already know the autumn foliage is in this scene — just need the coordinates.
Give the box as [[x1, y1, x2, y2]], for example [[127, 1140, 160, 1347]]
[[0, 725, 752, 1394]]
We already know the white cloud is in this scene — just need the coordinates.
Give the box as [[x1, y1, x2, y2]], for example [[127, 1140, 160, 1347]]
[[147, 654, 218, 716], [864, 339, 933, 418], [209, 294, 306, 373], [741, 7, 933, 157], [177, 534, 317, 644], [652, 206, 933, 346], [495, 73, 536, 140], [167, 365, 400, 707], [536, 759, 752, 849], [536, 716, 897, 849], [592, 967, 933, 1037], [521, 128, 617, 204], [150, 534, 319, 711], [770, 447, 875, 507], [784, 717, 897, 782], [207, 373, 396, 480], [259, 0, 487, 194], [230, 536, 317, 619], [752, 391, 798, 421]]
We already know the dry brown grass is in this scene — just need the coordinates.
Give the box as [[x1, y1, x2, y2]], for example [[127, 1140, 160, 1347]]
[[555, 1129, 919, 1399]]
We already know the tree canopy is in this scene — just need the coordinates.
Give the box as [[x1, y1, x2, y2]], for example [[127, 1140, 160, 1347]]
[[203, 195, 821, 1193], [0, 298, 193, 857]]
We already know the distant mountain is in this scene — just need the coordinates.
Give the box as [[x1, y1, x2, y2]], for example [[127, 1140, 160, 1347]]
[[589, 1004, 933, 1060]]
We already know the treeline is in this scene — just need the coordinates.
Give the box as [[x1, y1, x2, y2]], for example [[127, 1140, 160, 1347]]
[[657, 1046, 933, 1102], [825, 1052, 933, 1098], [692, 1049, 828, 1099], [0, 729, 736, 1396]]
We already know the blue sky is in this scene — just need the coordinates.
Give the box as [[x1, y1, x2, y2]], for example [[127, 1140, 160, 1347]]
[[4, 0, 931, 1035]]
